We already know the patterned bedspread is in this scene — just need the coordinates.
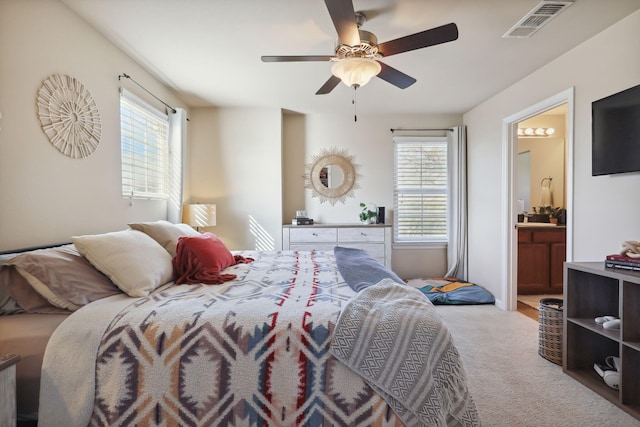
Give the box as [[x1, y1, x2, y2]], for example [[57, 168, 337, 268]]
[[39, 250, 477, 426]]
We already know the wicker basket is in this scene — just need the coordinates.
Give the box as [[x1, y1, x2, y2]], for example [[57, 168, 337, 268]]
[[538, 298, 564, 365]]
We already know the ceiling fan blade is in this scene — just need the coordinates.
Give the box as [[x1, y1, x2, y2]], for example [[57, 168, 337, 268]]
[[377, 23, 459, 57], [324, 0, 360, 46], [316, 75, 342, 95], [261, 55, 333, 62], [376, 62, 416, 89]]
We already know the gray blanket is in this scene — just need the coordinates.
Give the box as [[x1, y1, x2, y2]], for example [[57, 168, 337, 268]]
[[330, 279, 480, 427], [334, 246, 404, 292]]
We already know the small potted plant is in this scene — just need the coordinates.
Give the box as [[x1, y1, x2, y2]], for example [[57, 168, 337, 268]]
[[359, 202, 378, 224], [549, 207, 563, 225]]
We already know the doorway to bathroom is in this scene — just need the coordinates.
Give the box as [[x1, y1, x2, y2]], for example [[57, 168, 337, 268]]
[[515, 104, 568, 319], [501, 88, 574, 313]]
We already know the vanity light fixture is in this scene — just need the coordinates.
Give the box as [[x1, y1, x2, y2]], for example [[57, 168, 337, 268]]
[[518, 127, 555, 137]]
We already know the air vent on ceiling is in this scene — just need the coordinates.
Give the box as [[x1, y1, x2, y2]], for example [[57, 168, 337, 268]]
[[503, 1, 574, 38]]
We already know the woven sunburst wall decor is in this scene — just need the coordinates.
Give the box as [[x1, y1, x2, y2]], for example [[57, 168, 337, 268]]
[[304, 147, 361, 205], [36, 74, 101, 159]]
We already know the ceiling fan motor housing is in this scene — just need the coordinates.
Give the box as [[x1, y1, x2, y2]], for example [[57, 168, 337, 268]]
[[335, 30, 380, 59]]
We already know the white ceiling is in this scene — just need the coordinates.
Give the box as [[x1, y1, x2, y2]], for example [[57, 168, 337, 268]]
[[61, 0, 640, 115]]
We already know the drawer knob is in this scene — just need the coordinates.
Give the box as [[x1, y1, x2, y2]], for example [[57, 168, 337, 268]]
[[312, 233, 318, 236], [361, 232, 366, 236]]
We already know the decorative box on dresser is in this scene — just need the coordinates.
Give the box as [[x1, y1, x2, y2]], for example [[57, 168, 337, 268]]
[[282, 224, 392, 267], [564, 262, 640, 421], [0, 354, 20, 427]]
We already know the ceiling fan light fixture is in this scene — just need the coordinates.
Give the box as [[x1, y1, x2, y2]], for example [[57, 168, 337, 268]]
[[331, 57, 381, 88]]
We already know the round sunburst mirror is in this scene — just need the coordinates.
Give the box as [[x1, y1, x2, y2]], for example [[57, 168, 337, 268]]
[[304, 147, 360, 205], [36, 73, 101, 159]]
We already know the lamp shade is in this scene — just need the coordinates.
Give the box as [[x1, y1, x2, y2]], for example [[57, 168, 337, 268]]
[[331, 58, 381, 88], [183, 204, 216, 227]]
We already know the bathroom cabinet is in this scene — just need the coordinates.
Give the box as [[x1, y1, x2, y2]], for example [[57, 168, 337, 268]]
[[564, 262, 640, 421], [517, 226, 566, 294]]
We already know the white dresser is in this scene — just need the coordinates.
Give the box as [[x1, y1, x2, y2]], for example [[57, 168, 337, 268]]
[[282, 224, 392, 267]]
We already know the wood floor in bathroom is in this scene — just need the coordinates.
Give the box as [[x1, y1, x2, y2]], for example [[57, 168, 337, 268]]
[[517, 294, 563, 321], [517, 301, 539, 321]]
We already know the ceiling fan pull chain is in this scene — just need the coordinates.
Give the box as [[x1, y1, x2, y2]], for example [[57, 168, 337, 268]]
[[353, 85, 357, 122]]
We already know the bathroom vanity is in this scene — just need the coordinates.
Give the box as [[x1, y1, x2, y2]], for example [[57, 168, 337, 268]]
[[517, 224, 566, 294]]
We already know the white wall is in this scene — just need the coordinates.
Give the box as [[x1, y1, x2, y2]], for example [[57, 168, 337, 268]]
[[282, 112, 461, 222], [465, 10, 640, 306], [188, 107, 283, 251], [0, 0, 187, 250]]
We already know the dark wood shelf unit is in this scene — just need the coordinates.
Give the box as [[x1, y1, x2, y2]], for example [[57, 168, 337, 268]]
[[564, 262, 640, 421]]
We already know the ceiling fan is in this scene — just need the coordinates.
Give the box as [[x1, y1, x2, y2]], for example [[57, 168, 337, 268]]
[[261, 0, 459, 95]]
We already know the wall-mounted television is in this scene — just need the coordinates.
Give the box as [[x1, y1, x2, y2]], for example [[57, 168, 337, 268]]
[[592, 83, 640, 176]]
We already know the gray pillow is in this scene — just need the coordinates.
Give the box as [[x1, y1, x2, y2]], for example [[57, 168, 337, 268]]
[[1, 244, 120, 311]]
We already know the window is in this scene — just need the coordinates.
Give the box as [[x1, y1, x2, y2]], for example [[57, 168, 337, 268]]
[[120, 89, 169, 199], [394, 136, 448, 243]]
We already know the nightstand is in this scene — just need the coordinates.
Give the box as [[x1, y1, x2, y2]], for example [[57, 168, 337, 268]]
[[0, 354, 20, 427]]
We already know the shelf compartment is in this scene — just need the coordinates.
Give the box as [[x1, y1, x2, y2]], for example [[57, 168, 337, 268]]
[[565, 322, 619, 372], [567, 317, 621, 342], [622, 345, 640, 409], [564, 367, 620, 404], [623, 340, 640, 352], [564, 268, 618, 319]]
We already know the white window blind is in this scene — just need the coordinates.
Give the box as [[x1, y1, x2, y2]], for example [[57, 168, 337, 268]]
[[120, 89, 169, 199], [394, 137, 448, 243]]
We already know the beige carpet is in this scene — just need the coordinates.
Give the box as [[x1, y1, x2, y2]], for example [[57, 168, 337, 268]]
[[436, 305, 639, 427], [517, 294, 562, 310]]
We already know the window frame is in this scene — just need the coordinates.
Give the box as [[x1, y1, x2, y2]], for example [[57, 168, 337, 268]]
[[120, 88, 170, 200], [393, 136, 449, 245]]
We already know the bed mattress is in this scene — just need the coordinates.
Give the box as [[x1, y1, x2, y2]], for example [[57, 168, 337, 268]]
[[0, 313, 69, 417]]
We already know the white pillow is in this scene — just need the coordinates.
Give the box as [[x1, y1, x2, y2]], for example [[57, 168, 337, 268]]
[[73, 229, 174, 297], [128, 220, 200, 256]]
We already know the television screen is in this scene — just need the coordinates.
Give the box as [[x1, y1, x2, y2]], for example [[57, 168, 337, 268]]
[[592, 83, 640, 176]]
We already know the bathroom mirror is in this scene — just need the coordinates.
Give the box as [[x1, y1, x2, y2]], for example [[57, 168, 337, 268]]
[[305, 147, 360, 205]]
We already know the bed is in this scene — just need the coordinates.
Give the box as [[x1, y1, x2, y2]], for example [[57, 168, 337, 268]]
[[0, 220, 479, 426]]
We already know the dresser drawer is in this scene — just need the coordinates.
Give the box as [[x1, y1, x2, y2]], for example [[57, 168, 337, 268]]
[[338, 243, 385, 260], [289, 244, 337, 252], [338, 227, 385, 243], [289, 227, 337, 243]]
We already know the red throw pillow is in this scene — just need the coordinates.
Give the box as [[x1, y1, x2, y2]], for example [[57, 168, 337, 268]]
[[173, 232, 239, 285], [183, 233, 235, 271]]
